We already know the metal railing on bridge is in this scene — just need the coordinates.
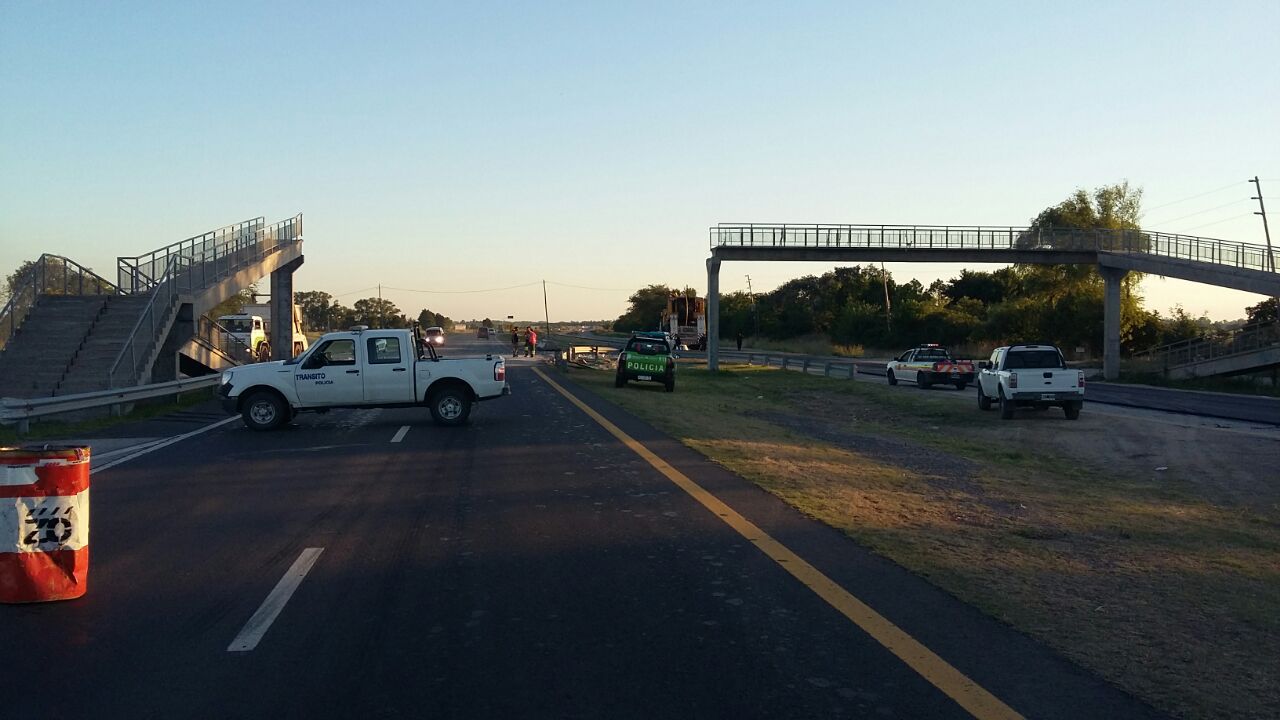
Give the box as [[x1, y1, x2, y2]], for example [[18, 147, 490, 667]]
[[1131, 320, 1280, 372], [0, 254, 119, 351], [106, 214, 303, 388], [709, 224, 1279, 273], [116, 215, 302, 294]]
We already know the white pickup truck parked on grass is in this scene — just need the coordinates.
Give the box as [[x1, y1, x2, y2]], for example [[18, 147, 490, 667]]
[[976, 344, 1085, 420], [219, 326, 509, 430]]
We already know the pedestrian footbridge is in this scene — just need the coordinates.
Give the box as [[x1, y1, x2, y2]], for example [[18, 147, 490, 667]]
[[0, 215, 303, 399], [704, 224, 1280, 379]]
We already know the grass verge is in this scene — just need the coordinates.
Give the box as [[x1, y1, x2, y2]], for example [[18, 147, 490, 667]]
[[566, 362, 1279, 720], [0, 388, 217, 445]]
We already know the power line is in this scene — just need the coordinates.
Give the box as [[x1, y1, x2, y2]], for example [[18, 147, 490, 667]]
[[1170, 212, 1253, 233], [1145, 198, 1251, 227], [545, 280, 634, 292], [1140, 180, 1245, 215], [332, 285, 378, 298], [382, 282, 542, 295]]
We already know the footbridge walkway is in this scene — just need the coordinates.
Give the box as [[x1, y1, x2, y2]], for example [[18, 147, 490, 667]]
[[705, 224, 1280, 379], [0, 215, 303, 400]]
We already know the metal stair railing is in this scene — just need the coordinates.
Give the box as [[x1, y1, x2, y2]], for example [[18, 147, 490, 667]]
[[195, 315, 255, 364], [709, 224, 1279, 274], [0, 254, 120, 351], [106, 255, 187, 389], [105, 214, 303, 388], [1131, 320, 1280, 371], [116, 214, 302, 296]]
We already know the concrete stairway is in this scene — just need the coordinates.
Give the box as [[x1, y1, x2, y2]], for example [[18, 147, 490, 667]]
[[0, 295, 108, 398], [55, 295, 158, 395]]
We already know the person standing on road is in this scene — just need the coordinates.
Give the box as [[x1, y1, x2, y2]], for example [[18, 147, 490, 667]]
[[511, 327, 519, 356], [736, 330, 744, 351], [526, 326, 538, 358]]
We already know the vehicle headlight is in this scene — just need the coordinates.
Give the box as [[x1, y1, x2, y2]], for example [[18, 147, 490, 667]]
[[221, 370, 234, 385]]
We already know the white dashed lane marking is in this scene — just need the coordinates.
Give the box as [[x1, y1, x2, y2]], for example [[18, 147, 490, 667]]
[[391, 425, 410, 443], [228, 548, 325, 652]]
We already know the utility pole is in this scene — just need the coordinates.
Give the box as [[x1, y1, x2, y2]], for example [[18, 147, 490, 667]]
[[1251, 176, 1274, 273], [542, 280, 551, 336], [745, 275, 759, 336], [881, 262, 893, 334]]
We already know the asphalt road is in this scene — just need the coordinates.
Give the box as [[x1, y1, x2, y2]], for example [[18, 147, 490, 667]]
[[3, 334, 1168, 719]]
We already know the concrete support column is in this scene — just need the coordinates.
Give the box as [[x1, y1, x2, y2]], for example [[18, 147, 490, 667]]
[[270, 256, 305, 361], [706, 256, 722, 371], [1101, 265, 1127, 381]]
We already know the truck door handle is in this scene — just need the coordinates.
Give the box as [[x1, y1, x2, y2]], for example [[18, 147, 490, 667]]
[[346, 369, 360, 374], [392, 368, 406, 372]]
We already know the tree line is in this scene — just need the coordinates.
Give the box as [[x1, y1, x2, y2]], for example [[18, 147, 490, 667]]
[[614, 183, 1265, 356]]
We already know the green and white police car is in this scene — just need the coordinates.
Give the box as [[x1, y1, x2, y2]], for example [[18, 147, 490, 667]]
[[615, 332, 676, 392]]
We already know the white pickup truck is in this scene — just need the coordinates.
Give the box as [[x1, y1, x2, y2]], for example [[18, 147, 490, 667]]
[[218, 326, 509, 430], [976, 344, 1085, 420]]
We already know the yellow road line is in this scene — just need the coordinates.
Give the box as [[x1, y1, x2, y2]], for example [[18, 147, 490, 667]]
[[533, 367, 1024, 720]]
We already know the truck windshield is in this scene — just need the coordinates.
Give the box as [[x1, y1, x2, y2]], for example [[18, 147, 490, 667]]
[[1005, 350, 1064, 369], [220, 319, 252, 333]]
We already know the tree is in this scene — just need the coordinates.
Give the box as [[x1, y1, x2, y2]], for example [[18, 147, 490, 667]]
[[353, 297, 403, 328], [208, 284, 258, 320], [1245, 298, 1277, 325], [416, 308, 451, 329], [294, 290, 333, 330], [613, 285, 672, 332]]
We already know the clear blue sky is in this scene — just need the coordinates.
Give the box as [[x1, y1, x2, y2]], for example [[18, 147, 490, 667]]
[[3, 1, 1278, 322]]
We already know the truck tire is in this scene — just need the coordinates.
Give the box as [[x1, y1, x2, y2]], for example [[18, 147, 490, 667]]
[[242, 391, 287, 431], [428, 385, 472, 426], [256, 341, 271, 363], [954, 381, 967, 391], [1064, 401, 1082, 420], [887, 370, 897, 386], [917, 375, 931, 390], [977, 385, 992, 410], [999, 389, 1015, 420]]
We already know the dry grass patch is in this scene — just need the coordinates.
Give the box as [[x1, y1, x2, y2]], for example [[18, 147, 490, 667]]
[[565, 362, 1280, 720]]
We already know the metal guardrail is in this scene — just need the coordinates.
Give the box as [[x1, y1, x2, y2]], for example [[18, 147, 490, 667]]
[[709, 224, 1279, 274], [0, 375, 220, 433], [1131, 320, 1280, 370], [0, 254, 119, 350]]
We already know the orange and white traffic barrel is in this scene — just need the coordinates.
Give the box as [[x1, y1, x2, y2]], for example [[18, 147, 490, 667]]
[[0, 446, 90, 603]]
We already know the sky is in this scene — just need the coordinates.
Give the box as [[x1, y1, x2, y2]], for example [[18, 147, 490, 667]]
[[3, 1, 1278, 323]]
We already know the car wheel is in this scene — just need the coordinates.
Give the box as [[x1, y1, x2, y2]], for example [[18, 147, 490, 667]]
[[887, 370, 897, 386], [999, 389, 1015, 420], [954, 382, 967, 391], [917, 375, 931, 390], [429, 386, 472, 426], [977, 385, 992, 411], [664, 377, 675, 393], [242, 391, 286, 431], [615, 372, 626, 388], [1064, 401, 1082, 420]]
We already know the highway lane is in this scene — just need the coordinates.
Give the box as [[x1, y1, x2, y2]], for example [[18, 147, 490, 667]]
[[2, 334, 1167, 719]]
